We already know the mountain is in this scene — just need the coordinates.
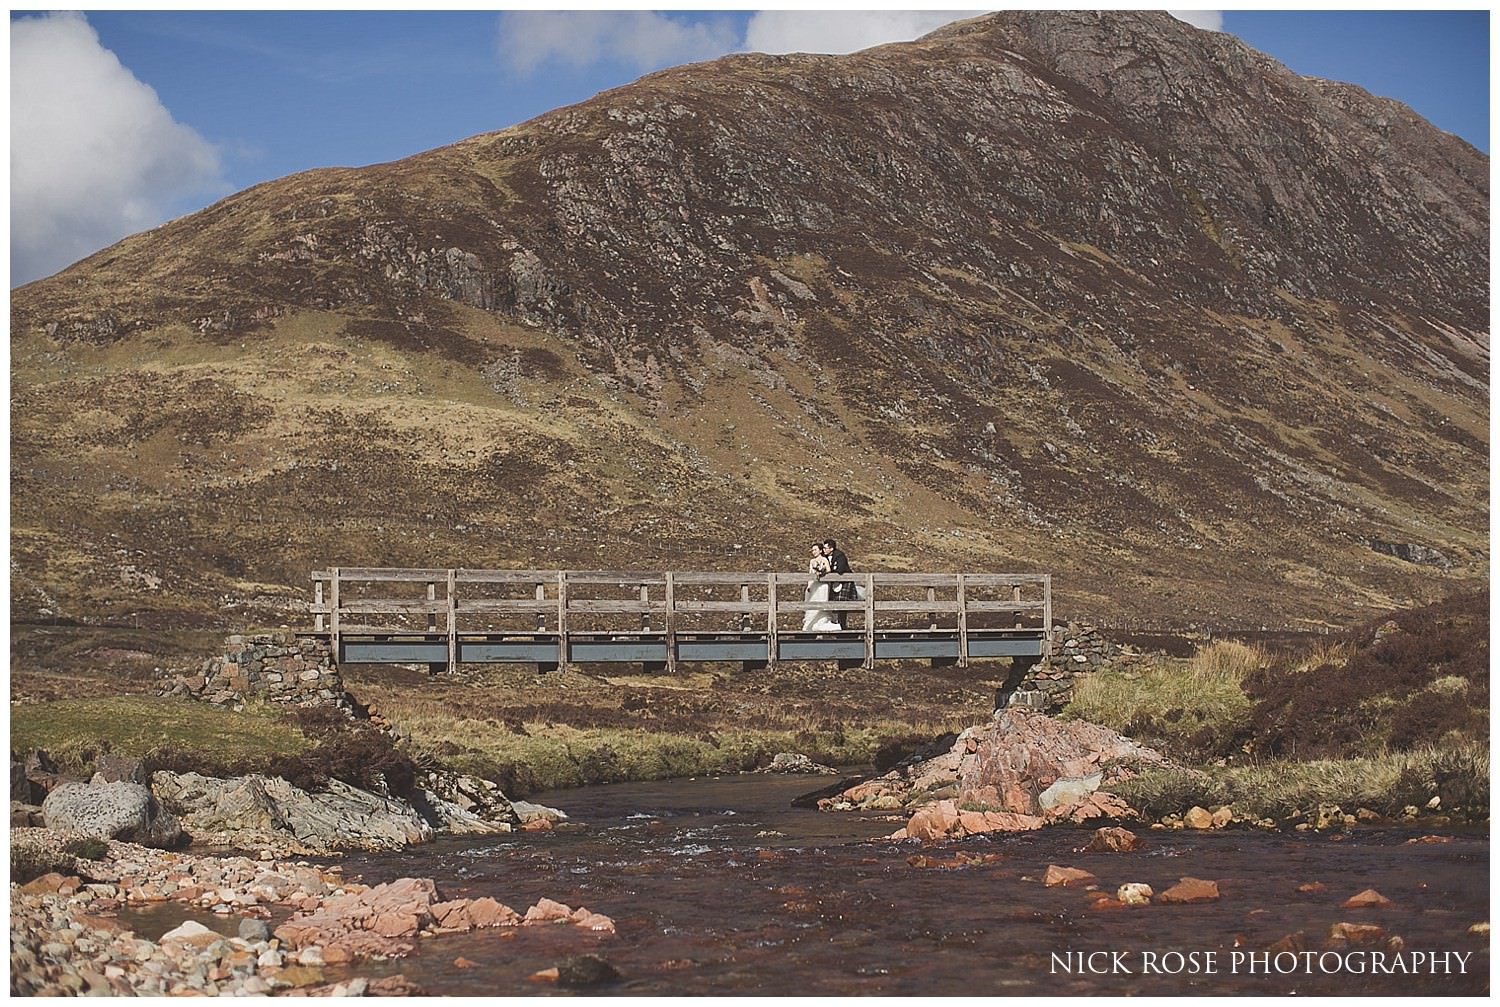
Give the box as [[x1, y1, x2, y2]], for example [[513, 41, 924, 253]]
[[10, 10, 1488, 633]]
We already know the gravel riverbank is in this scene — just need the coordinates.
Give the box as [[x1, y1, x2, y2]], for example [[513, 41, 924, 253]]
[[9, 828, 613, 996]]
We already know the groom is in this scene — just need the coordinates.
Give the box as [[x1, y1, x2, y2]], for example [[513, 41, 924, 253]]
[[822, 539, 851, 628]]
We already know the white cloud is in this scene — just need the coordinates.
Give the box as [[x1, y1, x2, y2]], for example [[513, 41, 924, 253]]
[[494, 10, 1222, 85], [10, 11, 225, 288], [1170, 11, 1224, 32], [744, 10, 982, 55], [498, 11, 741, 77]]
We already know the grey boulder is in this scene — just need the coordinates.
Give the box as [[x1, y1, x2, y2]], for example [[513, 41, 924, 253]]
[[41, 780, 183, 848]]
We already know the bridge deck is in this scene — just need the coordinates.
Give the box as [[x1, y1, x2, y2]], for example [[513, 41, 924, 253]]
[[309, 568, 1051, 670]]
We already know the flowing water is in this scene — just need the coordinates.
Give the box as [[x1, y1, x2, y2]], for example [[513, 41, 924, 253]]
[[306, 773, 1489, 997]]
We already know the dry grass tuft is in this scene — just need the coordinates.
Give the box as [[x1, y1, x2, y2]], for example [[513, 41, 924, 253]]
[[1063, 640, 1261, 760], [1111, 742, 1489, 821]]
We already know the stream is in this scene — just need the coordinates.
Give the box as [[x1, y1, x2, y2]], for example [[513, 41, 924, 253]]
[[310, 773, 1489, 996]]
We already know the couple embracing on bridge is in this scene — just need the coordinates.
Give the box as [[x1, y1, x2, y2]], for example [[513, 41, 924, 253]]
[[803, 538, 861, 632]]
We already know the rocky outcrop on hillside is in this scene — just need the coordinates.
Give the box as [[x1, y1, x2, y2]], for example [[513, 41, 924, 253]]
[[9, 11, 1487, 632]]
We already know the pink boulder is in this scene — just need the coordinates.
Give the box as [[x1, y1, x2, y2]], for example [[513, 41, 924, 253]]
[[1042, 865, 1098, 887], [524, 897, 575, 924], [1158, 877, 1220, 904], [1083, 826, 1143, 853], [274, 877, 438, 960], [1342, 888, 1393, 909]]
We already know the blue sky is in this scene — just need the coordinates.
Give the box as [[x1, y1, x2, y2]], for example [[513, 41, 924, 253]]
[[9, 9, 1491, 287]]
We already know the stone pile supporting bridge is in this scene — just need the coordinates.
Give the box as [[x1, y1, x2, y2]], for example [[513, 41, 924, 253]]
[[308, 568, 1052, 683]]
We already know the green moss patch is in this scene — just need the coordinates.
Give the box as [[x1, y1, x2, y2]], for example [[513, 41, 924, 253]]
[[10, 696, 309, 774]]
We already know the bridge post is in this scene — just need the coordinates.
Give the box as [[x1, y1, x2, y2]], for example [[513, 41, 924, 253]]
[[425, 576, 442, 675], [447, 568, 458, 672], [556, 572, 569, 670], [996, 655, 1043, 712], [1043, 574, 1053, 655], [329, 568, 340, 663], [664, 572, 677, 674], [766, 573, 778, 669], [862, 572, 875, 670], [956, 573, 969, 668]]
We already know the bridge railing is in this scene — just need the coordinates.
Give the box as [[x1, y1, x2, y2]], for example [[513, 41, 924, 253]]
[[309, 568, 1051, 669]]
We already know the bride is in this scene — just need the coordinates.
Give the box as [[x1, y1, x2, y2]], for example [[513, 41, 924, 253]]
[[802, 543, 841, 632]]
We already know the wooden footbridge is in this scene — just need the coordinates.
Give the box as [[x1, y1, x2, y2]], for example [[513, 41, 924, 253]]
[[309, 568, 1051, 673]]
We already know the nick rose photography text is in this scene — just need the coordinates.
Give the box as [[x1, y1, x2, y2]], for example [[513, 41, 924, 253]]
[[1050, 950, 1474, 976]]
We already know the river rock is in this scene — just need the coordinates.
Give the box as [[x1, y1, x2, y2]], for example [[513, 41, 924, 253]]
[[1266, 931, 1307, 953], [1183, 806, 1214, 829], [511, 800, 569, 826], [1328, 922, 1386, 945], [366, 975, 426, 996], [42, 780, 183, 848], [238, 918, 272, 942], [430, 896, 523, 931], [1038, 771, 1104, 812], [524, 897, 575, 924], [1084, 826, 1143, 852], [17, 750, 72, 803], [959, 710, 1167, 814], [556, 954, 622, 987], [160, 920, 214, 944], [763, 753, 837, 774], [1117, 882, 1153, 905], [830, 709, 1164, 838], [152, 771, 433, 852], [1042, 865, 1098, 887], [91, 754, 150, 785], [1343, 888, 1393, 909], [274, 877, 438, 959], [1057, 790, 1135, 822], [415, 769, 520, 830], [1158, 877, 1220, 904], [410, 786, 514, 836], [571, 908, 617, 934]]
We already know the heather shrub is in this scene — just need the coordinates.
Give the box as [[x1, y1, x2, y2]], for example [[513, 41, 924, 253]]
[[1243, 590, 1488, 758], [11, 835, 110, 884], [266, 723, 419, 798], [63, 837, 110, 862]]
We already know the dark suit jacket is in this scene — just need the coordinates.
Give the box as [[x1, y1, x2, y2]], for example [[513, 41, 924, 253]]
[[828, 549, 851, 596]]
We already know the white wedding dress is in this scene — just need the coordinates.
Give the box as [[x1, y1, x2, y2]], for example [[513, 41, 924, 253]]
[[802, 570, 841, 632]]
